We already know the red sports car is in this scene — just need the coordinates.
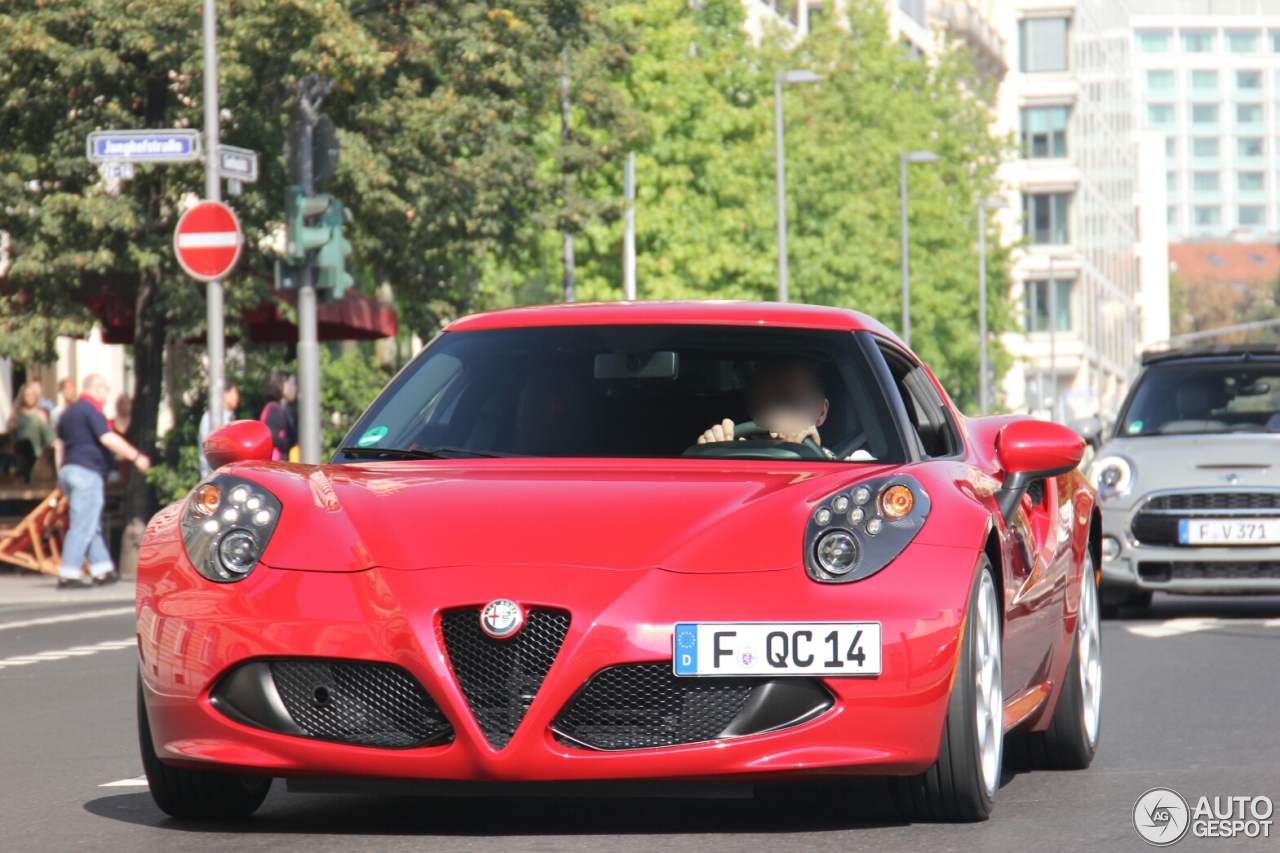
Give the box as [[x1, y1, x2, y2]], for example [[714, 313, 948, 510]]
[[136, 301, 1101, 823]]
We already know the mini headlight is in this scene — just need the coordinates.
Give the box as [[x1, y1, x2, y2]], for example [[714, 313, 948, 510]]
[[1087, 454, 1134, 500], [816, 531, 859, 575], [181, 474, 283, 583], [1101, 535, 1121, 562]]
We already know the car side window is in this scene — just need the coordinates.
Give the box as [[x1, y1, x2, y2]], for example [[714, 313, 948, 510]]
[[878, 346, 961, 459]]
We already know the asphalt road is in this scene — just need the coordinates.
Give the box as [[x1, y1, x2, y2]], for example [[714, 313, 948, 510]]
[[2, 593, 1278, 853]]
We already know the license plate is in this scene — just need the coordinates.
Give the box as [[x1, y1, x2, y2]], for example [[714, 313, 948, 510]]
[[1179, 518, 1280, 545], [673, 622, 882, 676]]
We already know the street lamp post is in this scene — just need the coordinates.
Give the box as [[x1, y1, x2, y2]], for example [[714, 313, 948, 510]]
[[773, 70, 824, 303], [898, 150, 940, 348], [201, 0, 225, 431], [977, 198, 1009, 415]]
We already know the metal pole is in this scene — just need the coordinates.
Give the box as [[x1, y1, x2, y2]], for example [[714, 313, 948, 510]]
[[978, 205, 988, 416], [296, 83, 322, 465], [560, 50, 575, 304], [623, 152, 636, 300], [202, 0, 225, 432], [774, 75, 788, 303], [899, 154, 910, 348], [1048, 256, 1057, 423]]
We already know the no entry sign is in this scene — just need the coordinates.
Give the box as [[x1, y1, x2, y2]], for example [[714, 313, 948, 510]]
[[173, 200, 243, 281]]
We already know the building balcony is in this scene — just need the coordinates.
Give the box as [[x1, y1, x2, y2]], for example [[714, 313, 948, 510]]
[[928, 0, 1006, 83]]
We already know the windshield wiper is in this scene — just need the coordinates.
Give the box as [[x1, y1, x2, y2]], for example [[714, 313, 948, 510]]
[[338, 445, 516, 460]]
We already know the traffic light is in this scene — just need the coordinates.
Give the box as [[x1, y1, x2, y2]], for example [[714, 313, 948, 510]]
[[278, 186, 353, 299], [284, 186, 331, 261], [314, 198, 353, 298]]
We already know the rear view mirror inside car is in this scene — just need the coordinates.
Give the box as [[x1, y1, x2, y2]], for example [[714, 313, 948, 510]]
[[594, 351, 679, 380]]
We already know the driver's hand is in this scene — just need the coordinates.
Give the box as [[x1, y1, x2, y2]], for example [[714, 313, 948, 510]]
[[697, 419, 736, 444], [770, 425, 821, 445]]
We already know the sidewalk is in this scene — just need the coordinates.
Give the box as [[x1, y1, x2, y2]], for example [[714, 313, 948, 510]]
[[0, 570, 135, 605]]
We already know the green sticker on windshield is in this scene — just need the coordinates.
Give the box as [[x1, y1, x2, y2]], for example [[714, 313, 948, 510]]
[[1127, 420, 1143, 434], [357, 425, 389, 447]]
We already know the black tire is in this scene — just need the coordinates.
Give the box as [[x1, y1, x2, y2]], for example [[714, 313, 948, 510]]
[[1009, 558, 1102, 771], [138, 673, 271, 820], [890, 558, 1002, 822]]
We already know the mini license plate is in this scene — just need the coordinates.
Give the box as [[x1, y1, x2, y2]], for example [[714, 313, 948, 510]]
[[1179, 518, 1280, 545], [673, 622, 882, 677]]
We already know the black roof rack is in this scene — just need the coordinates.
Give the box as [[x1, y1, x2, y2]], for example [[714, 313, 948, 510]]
[[1141, 344, 1280, 366]]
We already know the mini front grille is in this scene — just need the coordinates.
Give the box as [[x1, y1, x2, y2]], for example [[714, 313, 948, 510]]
[[1130, 514, 1180, 546], [1145, 492, 1280, 512], [269, 660, 451, 748], [1139, 561, 1280, 581], [554, 663, 758, 751], [441, 608, 570, 749]]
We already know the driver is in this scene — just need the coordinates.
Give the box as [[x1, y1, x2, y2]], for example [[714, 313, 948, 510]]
[[698, 357, 829, 447]]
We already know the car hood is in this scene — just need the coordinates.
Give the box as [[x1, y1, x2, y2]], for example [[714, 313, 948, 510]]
[[244, 459, 911, 573], [1100, 434, 1280, 508]]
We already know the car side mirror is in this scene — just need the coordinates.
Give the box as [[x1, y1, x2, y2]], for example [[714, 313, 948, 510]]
[[204, 420, 274, 470], [993, 419, 1085, 521]]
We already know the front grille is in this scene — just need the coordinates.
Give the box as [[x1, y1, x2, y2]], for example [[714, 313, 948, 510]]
[[269, 660, 451, 748], [554, 663, 758, 751], [1139, 561, 1280, 581], [441, 607, 570, 749], [1130, 514, 1180, 546], [1145, 492, 1280, 512]]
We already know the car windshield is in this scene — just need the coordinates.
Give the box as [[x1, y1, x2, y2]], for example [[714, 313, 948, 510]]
[[336, 324, 906, 463], [1120, 362, 1280, 436]]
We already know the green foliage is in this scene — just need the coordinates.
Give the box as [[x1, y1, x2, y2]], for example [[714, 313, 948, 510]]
[[320, 346, 394, 455]]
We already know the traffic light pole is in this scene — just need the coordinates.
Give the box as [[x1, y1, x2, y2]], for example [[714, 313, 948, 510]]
[[293, 78, 327, 465], [202, 0, 225, 433]]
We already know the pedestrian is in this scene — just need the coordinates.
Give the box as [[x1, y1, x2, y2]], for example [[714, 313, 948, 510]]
[[10, 382, 54, 480], [198, 381, 240, 477], [51, 377, 77, 430], [260, 371, 297, 462], [28, 378, 55, 421], [55, 374, 150, 588]]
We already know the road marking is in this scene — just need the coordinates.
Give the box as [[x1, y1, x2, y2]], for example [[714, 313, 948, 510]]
[[0, 606, 133, 631], [99, 776, 149, 788], [0, 638, 135, 670], [1126, 617, 1280, 638]]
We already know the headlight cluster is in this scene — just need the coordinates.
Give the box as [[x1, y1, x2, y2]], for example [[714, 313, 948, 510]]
[[1087, 454, 1134, 501], [803, 475, 931, 584], [180, 473, 283, 582]]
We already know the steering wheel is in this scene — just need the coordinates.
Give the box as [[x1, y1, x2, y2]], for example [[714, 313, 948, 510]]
[[733, 420, 826, 458]]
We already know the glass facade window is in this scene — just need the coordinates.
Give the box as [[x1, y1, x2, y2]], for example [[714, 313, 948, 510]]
[[1237, 70, 1263, 89], [1273, 32, 1280, 52], [1147, 70, 1175, 91], [1167, 205, 1178, 226], [1138, 30, 1170, 53], [1183, 31, 1215, 53], [1167, 171, 1178, 192], [1194, 206, 1221, 225], [1021, 106, 1069, 157], [1239, 137, 1264, 157], [1166, 137, 1177, 156], [1227, 31, 1260, 53], [1192, 137, 1219, 157], [1239, 171, 1265, 191], [1019, 18, 1069, 72], [1191, 70, 1218, 90], [1023, 279, 1074, 332], [1238, 103, 1264, 124], [1147, 104, 1174, 125], [1193, 172, 1220, 191], [1023, 193, 1071, 244], [1239, 205, 1266, 225], [1192, 104, 1219, 124]]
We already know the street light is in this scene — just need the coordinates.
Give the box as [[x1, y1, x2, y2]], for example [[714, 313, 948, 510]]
[[898, 149, 940, 347], [977, 197, 1009, 415], [774, 69, 824, 303]]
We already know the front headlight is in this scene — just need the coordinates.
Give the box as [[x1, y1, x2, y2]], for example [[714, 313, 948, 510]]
[[180, 473, 282, 582], [803, 475, 931, 584], [1087, 454, 1134, 501]]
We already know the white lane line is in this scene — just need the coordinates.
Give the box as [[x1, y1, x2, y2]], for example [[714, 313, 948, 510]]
[[1125, 617, 1280, 638], [99, 776, 149, 788], [0, 638, 135, 670], [0, 607, 133, 631]]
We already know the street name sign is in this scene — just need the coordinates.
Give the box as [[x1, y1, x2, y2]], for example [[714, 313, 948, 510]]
[[86, 130, 202, 164], [174, 201, 243, 282], [218, 145, 260, 183]]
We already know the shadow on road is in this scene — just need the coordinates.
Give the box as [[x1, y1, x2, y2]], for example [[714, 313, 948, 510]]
[[85, 779, 914, 836], [1111, 593, 1280, 622]]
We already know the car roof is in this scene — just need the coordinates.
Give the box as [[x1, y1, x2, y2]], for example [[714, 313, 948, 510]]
[[1141, 344, 1280, 366], [446, 300, 902, 339]]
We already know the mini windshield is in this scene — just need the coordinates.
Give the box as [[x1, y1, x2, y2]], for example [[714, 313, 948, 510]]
[[1119, 362, 1280, 436], [337, 325, 906, 463]]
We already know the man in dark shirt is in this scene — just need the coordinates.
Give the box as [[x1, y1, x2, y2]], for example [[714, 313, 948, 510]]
[[55, 374, 150, 588]]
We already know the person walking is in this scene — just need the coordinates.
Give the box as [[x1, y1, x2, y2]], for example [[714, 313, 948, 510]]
[[198, 381, 240, 477], [259, 371, 297, 462], [55, 374, 150, 588]]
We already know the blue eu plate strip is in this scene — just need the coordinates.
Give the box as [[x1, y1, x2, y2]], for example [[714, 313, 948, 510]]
[[1178, 519, 1188, 545], [674, 624, 698, 675]]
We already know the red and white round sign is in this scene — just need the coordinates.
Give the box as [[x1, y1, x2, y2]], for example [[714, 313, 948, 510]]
[[173, 200, 243, 281]]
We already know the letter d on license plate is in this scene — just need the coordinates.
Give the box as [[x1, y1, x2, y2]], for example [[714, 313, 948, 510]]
[[673, 622, 882, 676]]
